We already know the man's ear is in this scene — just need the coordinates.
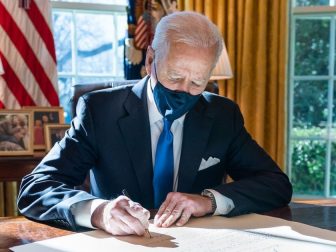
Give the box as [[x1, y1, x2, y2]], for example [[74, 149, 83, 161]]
[[145, 46, 154, 75]]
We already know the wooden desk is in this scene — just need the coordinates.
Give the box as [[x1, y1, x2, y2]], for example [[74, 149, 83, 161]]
[[0, 216, 73, 251], [0, 201, 335, 251], [265, 200, 336, 232], [0, 152, 45, 182], [0, 152, 45, 217]]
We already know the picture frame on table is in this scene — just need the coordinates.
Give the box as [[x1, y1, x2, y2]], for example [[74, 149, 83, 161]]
[[23, 107, 64, 150], [44, 124, 70, 151], [0, 109, 33, 156]]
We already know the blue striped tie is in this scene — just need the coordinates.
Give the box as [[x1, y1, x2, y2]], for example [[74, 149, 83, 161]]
[[153, 118, 174, 208]]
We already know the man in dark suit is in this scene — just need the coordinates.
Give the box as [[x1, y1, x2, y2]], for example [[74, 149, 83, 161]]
[[17, 11, 292, 236]]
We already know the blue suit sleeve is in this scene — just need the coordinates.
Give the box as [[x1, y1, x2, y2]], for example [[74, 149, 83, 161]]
[[214, 104, 292, 216], [17, 97, 99, 231]]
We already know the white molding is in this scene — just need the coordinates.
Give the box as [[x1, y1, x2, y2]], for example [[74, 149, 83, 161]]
[[58, 73, 123, 77], [291, 136, 336, 141], [293, 6, 336, 14], [51, 1, 127, 13], [324, 15, 336, 197], [292, 76, 330, 80]]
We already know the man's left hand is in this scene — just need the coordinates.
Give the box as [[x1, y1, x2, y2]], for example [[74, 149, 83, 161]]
[[154, 192, 212, 227]]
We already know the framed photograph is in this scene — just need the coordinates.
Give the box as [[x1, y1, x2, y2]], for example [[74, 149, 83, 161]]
[[44, 124, 70, 151], [23, 107, 64, 150], [0, 110, 33, 156]]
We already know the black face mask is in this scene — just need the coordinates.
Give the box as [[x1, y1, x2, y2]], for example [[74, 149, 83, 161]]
[[152, 62, 201, 121]]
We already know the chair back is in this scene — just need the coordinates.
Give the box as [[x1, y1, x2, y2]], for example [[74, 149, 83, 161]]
[[71, 79, 139, 118], [70, 79, 139, 192]]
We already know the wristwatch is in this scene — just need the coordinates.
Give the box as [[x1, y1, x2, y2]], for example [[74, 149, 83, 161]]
[[201, 189, 217, 214]]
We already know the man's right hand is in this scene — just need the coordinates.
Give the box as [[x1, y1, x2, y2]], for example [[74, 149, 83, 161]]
[[91, 196, 150, 236]]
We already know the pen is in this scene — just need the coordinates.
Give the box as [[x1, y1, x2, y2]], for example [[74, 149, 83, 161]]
[[122, 189, 152, 238]]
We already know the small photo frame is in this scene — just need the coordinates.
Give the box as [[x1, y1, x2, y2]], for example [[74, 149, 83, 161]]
[[23, 107, 64, 150], [44, 124, 70, 151], [0, 110, 33, 156]]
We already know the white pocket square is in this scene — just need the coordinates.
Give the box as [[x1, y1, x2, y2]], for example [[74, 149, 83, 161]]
[[198, 157, 220, 171]]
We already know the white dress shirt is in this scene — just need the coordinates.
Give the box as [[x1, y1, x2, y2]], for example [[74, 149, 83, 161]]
[[71, 79, 234, 228]]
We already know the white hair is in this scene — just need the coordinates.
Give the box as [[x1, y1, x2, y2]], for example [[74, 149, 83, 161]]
[[151, 11, 223, 68]]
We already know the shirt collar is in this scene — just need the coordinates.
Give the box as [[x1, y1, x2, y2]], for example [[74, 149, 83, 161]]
[[146, 77, 186, 126]]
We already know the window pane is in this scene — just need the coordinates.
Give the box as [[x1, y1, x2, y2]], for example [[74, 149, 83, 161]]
[[75, 13, 126, 76], [331, 142, 336, 196], [294, 18, 330, 76], [291, 140, 326, 196], [295, 0, 330, 6], [53, 11, 73, 73], [58, 77, 73, 123], [292, 81, 328, 136]]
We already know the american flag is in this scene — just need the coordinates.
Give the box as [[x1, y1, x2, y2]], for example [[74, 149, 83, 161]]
[[134, 14, 150, 50], [0, 0, 59, 109]]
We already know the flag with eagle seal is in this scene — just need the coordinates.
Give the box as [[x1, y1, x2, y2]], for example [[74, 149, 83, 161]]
[[124, 0, 177, 80]]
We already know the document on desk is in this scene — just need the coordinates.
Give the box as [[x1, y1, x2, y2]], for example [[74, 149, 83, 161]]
[[11, 213, 336, 252]]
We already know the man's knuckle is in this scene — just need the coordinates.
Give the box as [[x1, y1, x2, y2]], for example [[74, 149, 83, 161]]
[[176, 192, 184, 198], [164, 208, 172, 214], [172, 209, 180, 215], [137, 229, 145, 236], [126, 219, 135, 226], [160, 202, 167, 209], [182, 211, 191, 219], [106, 226, 117, 235], [114, 200, 123, 208], [180, 193, 187, 199], [167, 192, 174, 198]]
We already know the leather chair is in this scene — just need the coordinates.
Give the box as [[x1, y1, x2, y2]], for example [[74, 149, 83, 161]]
[[70, 79, 139, 118]]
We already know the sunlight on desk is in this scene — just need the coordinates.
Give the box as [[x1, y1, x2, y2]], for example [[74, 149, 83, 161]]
[[11, 214, 336, 252]]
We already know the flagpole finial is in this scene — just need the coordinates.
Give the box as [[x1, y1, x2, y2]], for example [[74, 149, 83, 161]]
[[19, 0, 31, 9]]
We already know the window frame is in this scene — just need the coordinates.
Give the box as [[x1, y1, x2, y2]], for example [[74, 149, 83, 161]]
[[288, 1, 336, 198], [51, 1, 127, 81], [50, 1, 127, 122]]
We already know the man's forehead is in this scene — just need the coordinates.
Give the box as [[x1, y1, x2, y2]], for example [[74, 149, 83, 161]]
[[166, 68, 182, 76], [165, 67, 208, 81]]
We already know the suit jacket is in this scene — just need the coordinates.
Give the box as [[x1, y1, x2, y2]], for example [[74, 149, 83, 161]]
[[17, 77, 292, 230]]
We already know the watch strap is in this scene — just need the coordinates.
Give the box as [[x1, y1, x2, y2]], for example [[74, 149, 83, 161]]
[[201, 189, 217, 214]]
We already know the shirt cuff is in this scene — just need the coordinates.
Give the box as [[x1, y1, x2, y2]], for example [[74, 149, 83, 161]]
[[206, 189, 235, 215], [70, 199, 108, 229]]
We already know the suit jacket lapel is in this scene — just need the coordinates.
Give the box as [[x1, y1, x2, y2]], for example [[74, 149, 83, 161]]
[[118, 77, 154, 208], [177, 96, 214, 193]]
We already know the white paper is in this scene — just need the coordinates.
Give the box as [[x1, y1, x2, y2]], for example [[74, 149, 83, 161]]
[[11, 214, 336, 252]]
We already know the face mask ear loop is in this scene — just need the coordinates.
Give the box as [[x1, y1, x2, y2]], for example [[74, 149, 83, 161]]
[[154, 59, 159, 83], [150, 56, 159, 92]]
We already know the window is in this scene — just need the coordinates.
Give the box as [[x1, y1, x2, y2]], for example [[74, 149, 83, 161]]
[[51, 0, 127, 122], [289, 0, 336, 197]]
